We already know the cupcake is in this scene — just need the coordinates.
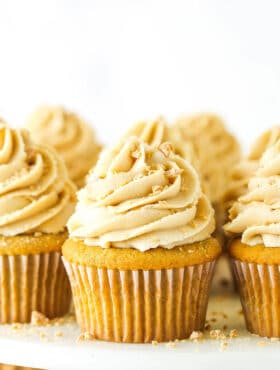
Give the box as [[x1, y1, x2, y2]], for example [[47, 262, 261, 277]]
[[25, 106, 102, 188], [224, 139, 280, 337], [0, 121, 76, 323], [62, 136, 221, 343]]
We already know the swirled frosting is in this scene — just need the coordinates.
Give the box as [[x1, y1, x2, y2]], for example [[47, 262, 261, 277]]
[[123, 117, 199, 169], [68, 136, 215, 251], [224, 139, 280, 247], [248, 126, 280, 161], [0, 122, 76, 236], [175, 113, 241, 203], [25, 106, 102, 187], [223, 126, 280, 210]]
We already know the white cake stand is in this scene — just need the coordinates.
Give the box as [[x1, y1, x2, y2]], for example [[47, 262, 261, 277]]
[[0, 293, 280, 370]]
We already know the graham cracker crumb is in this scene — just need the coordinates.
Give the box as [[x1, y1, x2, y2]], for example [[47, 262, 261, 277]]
[[257, 341, 267, 347], [31, 311, 50, 326], [77, 332, 95, 341], [159, 142, 173, 157], [204, 324, 211, 331], [50, 314, 75, 326], [152, 185, 162, 193], [219, 341, 228, 351], [210, 329, 226, 340], [166, 341, 176, 348], [229, 329, 239, 338], [189, 331, 204, 341], [55, 331, 64, 337], [271, 337, 279, 342], [11, 323, 23, 330], [39, 331, 46, 339], [151, 340, 158, 345], [131, 150, 141, 159]]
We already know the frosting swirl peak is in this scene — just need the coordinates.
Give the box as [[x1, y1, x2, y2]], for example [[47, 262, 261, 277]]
[[0, 122, 76, 236], [68, 137, 215, 251], [224, 139, 280, 247], [25, 106, 102, 187], [122, 117, 198, 168]]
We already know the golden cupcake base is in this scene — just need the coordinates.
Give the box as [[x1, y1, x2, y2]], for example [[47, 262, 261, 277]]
[[230, 239, 280, 338], [63, 238, 221, 343]]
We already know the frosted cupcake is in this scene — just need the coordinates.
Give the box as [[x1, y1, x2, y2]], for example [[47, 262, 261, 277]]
[[62, 136, 221, 343], [0, 122, 76, 323], [25, 106, 102, 187], [225, 139, 280, 337]]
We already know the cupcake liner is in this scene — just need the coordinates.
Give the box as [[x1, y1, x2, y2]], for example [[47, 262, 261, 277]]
[[0, 252, 71, 323], [232, 259, 280, 337], [63, 259, 216, 343]]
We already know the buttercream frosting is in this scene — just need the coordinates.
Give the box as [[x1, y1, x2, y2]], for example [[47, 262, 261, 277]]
[[25, 106, 102, 187], [0, 122, 76, 236], [224, 139, 280, 247], [224, 126, 280, 209], [68, 136, 215, 251], [175, 113, 241, 203], [123, 117, 199, 169]]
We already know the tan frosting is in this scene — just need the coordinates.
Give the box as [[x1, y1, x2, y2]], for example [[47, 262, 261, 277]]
[[175, 113, 241, 203], [123, 117, 199, 169], [248, 126, 280, 160], [222, 159, 258, 210], [224, 139, 280, 247], [223, 126, 280, 210], [0, 122, 76, 236], [25, 106, 102, 187], [68, 137, 215, 251]]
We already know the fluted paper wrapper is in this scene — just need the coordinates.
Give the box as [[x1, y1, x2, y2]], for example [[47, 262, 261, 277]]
[[0, 252, 71, 323], [63, 259, 216, 343], [232, 259, 280, 338]]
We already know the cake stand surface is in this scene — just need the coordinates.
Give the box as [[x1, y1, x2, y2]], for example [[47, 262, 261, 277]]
[[0, 293, 280, 370]]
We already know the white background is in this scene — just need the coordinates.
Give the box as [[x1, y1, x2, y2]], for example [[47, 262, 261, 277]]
[[0, 0, 279, 151]]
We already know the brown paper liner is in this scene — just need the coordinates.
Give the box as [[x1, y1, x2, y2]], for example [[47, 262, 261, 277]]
[[63, 259, 216, 343], [0, 252, 71, 323], [232, 258, 280, 337]]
